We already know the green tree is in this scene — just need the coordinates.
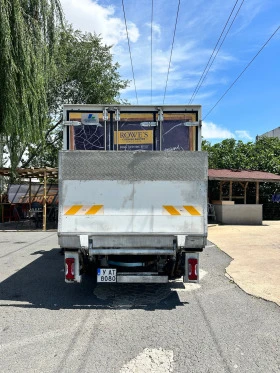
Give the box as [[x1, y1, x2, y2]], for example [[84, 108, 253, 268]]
[[0, 0, 63, 142], [202, 137, 280, 174], [5, 26, 129, 171], [50, 27, 129, 112], [0, 0, 63, 184], [203, 137, 280, 218], [252, 137, 280, 174]]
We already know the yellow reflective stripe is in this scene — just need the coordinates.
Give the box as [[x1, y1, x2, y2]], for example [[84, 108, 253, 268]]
[[65, 205, 83, 215], [85, 205, 103, 215], [163, 205, 181, 215], [184, 206, 201, 216]]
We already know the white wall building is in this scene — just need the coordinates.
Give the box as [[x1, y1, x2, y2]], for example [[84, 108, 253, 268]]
[[257, 127, 280, 140]]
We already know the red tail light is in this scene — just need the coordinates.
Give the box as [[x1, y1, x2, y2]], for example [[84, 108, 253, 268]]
[[188, 258, 198, 281], [65, 257, 75, 280]]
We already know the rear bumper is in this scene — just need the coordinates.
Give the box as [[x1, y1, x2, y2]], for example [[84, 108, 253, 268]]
[[58, 232, 207, 251]]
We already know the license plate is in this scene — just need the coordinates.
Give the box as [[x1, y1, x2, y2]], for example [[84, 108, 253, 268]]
[[97, 268, 117, 283]]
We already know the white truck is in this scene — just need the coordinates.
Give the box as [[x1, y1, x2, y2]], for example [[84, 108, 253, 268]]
[[58, 105, 208, 284]]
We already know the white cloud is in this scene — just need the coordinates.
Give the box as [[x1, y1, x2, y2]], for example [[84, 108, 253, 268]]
[[60, 1, 233, 95], [117, 41, 221, 94], [231, 0, 265, 35], [202, 121, 235, 140], [151, 23, 161, 37], [59, 0, 273, 145], [202, 122, 253, 142], [235, 130, 253, 141], [145, 22, 161, 40], [60, 0, 139, 45]]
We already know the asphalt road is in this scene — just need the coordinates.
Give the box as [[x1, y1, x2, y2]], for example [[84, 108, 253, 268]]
[[0, 232, 279, 373]]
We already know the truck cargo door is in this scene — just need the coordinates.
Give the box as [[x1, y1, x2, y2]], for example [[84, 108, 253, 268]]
[[113, 111, 157, 151], [161, 112, 198, 151]]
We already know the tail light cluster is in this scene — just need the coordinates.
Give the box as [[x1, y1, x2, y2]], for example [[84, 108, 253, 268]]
[[64, 251, 81, 283], [188, 258, 198, 281], [65, 257, 75, 281], [183, 252, 199, 283]]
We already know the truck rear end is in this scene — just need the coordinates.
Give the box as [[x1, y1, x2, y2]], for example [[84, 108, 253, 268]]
[[58, 105, 207, 284]]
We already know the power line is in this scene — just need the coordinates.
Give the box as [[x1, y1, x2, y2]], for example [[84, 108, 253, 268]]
[[121, 0, 138, 104], [151, 0, 154, 104], [203, 25, 280, 120], [188, 0, 241, 104], [191, 0, 245, 104], [163, 0, 181, 104]]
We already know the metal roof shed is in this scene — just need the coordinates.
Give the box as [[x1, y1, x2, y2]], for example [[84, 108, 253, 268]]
[[0, 167, 58, 231], [208, 169, 280, 204]]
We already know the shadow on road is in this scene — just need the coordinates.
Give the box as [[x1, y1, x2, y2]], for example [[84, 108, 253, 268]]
[[0, 249, 188, 311]]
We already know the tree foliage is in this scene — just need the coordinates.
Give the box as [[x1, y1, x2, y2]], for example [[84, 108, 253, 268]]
[[0, 0, 63, 142], [202, 137, 280, 175], [49, 27, 129, 115], [23, 27, 129, 169], [0, 3, 129, 173], [203, 137, 280, 218]]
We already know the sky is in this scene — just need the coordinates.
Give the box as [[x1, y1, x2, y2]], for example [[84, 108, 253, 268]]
[[60, 0, 280, 143]]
